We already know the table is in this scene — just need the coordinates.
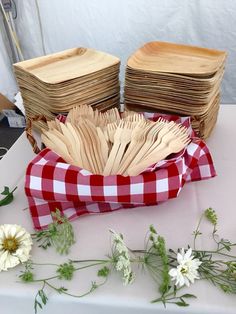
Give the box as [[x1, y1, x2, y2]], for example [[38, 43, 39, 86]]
[[0, 105, 235, 314], [0, 117, 24, 159]]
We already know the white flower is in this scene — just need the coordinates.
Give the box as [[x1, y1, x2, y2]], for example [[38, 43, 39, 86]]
[[110, 230, 128, 254], [0, 224, 33, 271], [169, 248, 202, 288], [116, 255, 130, 271], [116, 242, 129, 255], [110, 229, 135, 285]]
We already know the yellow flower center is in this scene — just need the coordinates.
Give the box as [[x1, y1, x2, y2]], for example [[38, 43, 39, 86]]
[[180, 265, 188, 274], [3, 237, 19, 253]]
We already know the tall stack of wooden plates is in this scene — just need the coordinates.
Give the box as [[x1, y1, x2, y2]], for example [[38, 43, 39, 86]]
[[124, 42, 227, 138], [14, 48, 120, 130]]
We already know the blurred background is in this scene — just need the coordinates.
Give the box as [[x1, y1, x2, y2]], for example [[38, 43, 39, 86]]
[[1, 0, 236, 103]]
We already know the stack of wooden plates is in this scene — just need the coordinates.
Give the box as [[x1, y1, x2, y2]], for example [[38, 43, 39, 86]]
[[124, 42, 227, 138], [14, 47, 120, 130]]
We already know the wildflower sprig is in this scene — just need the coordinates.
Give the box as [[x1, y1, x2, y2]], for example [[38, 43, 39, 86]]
[[110, 229, 135, 285], [145, 225, 170, 295], [18, 207, 236, 313], [20, 259, 111, 314], [192, 208, 236, 295], [19, 260, 34, 282], [32, 209, 75, 254]]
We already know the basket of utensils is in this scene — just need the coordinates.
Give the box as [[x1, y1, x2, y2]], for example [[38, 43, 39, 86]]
[[25, 105, 216, 230]]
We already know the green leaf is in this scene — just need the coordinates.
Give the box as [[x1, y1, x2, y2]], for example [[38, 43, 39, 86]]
[[34, 300, 42, 312], [1, 186, 9, 195], [0, 186, 17, 207], [38, 290, 48, 305], [57, 287, 68, 294], [97, 266, 110, 278], [175, 301, 189, 307], [149, 225, 157, 234], [37, 302, 42, 309], [0, 193, 13, 206], [19, 270, 34, 282], [180, 294, 197, 299], [57, 262, 75, 280]]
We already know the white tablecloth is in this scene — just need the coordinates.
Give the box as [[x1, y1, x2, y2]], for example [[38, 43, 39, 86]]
[[0, 105, 235, 314]]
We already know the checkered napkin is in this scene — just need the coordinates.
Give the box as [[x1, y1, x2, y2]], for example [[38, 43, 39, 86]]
[[25, 114, 216, 230]]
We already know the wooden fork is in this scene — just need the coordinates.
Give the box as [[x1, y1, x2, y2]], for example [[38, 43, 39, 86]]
[[110, 121, 135, 174], [142, 121, 176, 159], [83, 120, 105, 173], [125, 119, 166, 171], [103, 121, 125, 175], [127, 128, 191, 176], [117, 120, 152, 175], [96, 127, 109, 166], [123, 112, 144, 123], [41, 132, 74, 165]]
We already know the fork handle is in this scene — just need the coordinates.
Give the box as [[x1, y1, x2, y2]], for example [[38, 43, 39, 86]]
[[111, 142, 128, 174], [117, 141, 144, 175], [142, 141, 166, 159], [127, 141, 154, 169], [127, 148, 171, 176], [103, 142, 120, 175]]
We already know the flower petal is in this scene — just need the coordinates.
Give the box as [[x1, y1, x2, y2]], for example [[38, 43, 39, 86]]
[[0, 224, 32, 272], [184, 248, 192, 260]]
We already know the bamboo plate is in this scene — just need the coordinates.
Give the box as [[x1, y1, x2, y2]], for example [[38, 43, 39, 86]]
[[125, 80, 221, 100], [127, 41, 227, 75], [14, 48, 120, 84], [125, 92, 220, 116], [125, 80, 221, 94], [15, 72, 119, 96], [14, 63, 120, 89], [125, 65, 225, 85], [124, 101, 215, 115], [21, 88, 120, 113], [125, 93, 220, 116], [18, 78, 119, 103], [124, 89, 219, 107]]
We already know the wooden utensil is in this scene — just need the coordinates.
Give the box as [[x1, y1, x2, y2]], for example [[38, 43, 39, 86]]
[[41, 132, 74, 165], [103, 121, 125, 175], [127, 125, 190, 176], [124, 119, 166, 171], [117, 120, 152, 175], [110, 121, 135, 174]]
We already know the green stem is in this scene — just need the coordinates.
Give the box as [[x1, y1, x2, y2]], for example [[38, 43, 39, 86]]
[[145, 264, 162, 284], [194, 249, 236, 259], [31, 262, 108, 283], [193, 213, 204, 250], [32, 262, 60, 267], [151, 286, 183, 303], [70, 259, 109, 263], [11, 186, 17, 193], [44, 279, 107, 298]]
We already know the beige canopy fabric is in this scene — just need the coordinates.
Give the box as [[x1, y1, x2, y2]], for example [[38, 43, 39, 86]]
[[0, 0, 236, 103]]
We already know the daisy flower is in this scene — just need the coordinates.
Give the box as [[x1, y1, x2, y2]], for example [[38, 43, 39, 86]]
[[169, 248, 202, 288], [0, 224, 33, 271]]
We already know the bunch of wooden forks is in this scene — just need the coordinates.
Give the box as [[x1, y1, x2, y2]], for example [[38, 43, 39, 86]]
[[41, 105, 191, 176]]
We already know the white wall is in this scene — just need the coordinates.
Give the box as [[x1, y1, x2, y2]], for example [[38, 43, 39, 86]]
[[1, 0, 236, 102], [0, 16, 19, 100]]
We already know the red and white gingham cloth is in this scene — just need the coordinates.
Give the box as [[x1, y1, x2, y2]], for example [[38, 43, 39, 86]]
[[25, 113, 216, 229]]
